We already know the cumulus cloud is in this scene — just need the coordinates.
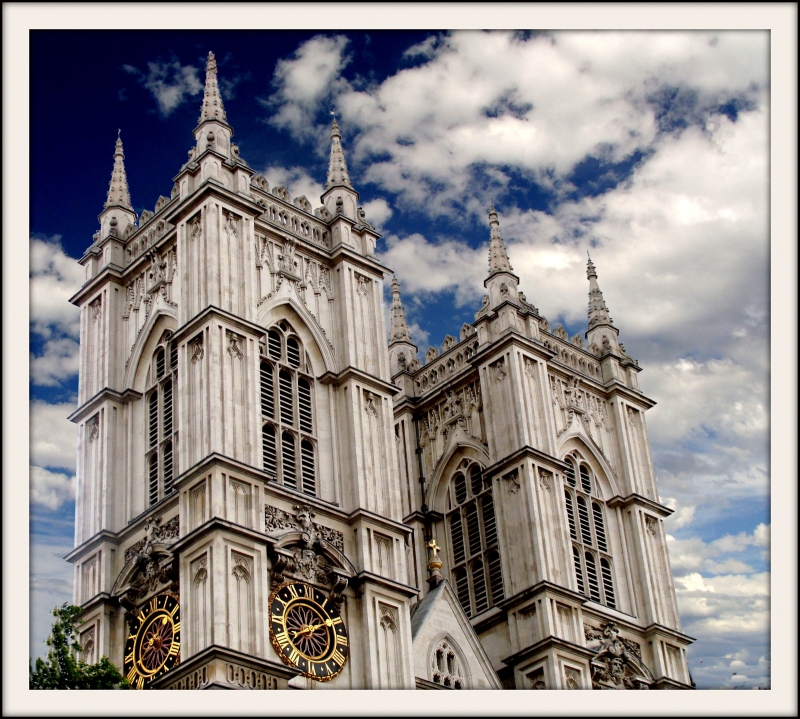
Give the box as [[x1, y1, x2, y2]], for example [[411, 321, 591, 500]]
[[30, 337, 80, 387], [30, 401, 77, 473], [30, 236, 83, 339], [30, 466, 76, 511], [266, 35, 351, 143], [124, 57, 203, 117], [361, 198, 392, 229]]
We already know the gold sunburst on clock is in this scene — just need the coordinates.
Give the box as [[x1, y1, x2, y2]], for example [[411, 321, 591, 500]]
[[124, 592, 180, 689], [268, 581, 348, 682]]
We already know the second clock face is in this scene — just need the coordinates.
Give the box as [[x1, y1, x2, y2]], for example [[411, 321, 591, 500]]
[[268, 582, 348, 682], [124, 592, 180, 690]]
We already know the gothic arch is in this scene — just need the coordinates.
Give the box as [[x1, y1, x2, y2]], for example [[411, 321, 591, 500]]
[[426, 439, 490, 513], [125, 308, 178, 392], [271, 530, 356, 577], [256, 296, 337, 376], [558, 434, 620, 500]]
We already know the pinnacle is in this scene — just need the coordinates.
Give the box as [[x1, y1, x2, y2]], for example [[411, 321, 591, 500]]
[[389, 274, 412, 344], [487, 205, 513, 274], [587, 254, 612, 330], [104, 132, 132, 211], [198, 51, 227, 125], [325, 117, 353, 190]]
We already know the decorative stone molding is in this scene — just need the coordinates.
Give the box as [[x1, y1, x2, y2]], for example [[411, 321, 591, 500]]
[[124, 515, 180, 563], [226, 330, 245, 360], [190, 214, 202, 241], [645, 515, 658, 537], [363, 391, 379, 418], [190, 335, 204, 363], [503, 469, 521, 494], [90, 297, 102, 322], [263, 504, 344, 552], [489, 357, 507, 384], [585, 621, 654, 690], [87, 414, 100, 442], [538, 468, 553, 492], [564, 667, 581, 689]]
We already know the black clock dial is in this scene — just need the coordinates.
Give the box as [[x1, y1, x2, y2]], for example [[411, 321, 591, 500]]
[[268, 582, 348, 681], [123, 592, 180, 690]]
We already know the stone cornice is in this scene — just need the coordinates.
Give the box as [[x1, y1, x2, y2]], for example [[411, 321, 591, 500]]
[[352, 570, 419, 598], [169, 516, 270, 555], [64, 531, 118, 563], [603, 381, 656, 408], [346, 507, 413, 537], [607, 493, 674, 518], [318, 366, 400, 396], [68, 387, 143, 424], [170, 304, 267, 345], [483, 445, 570, 479], [327, 243, 392, 277], [502, 636, 595, 668], [68, 264, 127, 306], [642, 622, 696, 644], [496, 579, 587, 613]]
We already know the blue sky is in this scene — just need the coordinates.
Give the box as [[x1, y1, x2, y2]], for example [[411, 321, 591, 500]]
[[24, 26, 775, 691]]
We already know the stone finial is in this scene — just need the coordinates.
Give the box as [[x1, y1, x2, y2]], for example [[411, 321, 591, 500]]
[[587, 252, 613, 330], [104, 132, 132, 211], [325, 116, 353, 190], [487, 205, 513, 275], [389, 274, 412, 344], [198, 51, 227, 125]]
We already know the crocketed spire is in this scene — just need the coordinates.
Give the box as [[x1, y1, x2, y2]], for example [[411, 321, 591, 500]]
[[198, 51, 227, 124], [104, 131, 132, 211], [587, 252, 613, 330], [325, 117, 353, 190], [487, 205, 513, 274], [389, 274, 412, 344]]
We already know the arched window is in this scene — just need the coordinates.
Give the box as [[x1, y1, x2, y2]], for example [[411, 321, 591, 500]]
[[260, 323, 317, 497], [430, 639, 466, 689], [563, 452, 617, 608], [145, 332, 178, 506], [446, 459, 504, 617]]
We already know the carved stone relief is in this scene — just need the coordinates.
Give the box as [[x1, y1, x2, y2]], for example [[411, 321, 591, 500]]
[[584, 621, 653, 690], [263, 504, 344, 552]]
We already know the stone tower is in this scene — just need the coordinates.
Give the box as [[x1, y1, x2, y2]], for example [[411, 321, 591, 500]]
[[67, 53, 691, 691]]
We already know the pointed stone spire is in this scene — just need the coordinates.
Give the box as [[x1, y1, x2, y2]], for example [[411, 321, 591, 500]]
[[198, 51, 227, 125], [587, 252, 613, 330], [325, 116, 353, 190], [104, 130, 132, 211], [389, 274, 412, 344], [487, 205, 513, 275]]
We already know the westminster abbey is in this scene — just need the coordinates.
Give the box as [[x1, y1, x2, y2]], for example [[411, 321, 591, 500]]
[[66, 52, 693, 690]]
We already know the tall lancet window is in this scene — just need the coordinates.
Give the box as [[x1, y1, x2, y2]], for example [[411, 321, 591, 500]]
[[446, 459, 504, 618], [260, 322, 317, 497], [562, 452, 616, 609], [145, 332, 178, 506]]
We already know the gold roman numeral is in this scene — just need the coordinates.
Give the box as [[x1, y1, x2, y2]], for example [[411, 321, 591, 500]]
[[172, 621, 180, 634], [287, 584, 299, 598], [303, 584, 314, 599], [331, 648, 346, 665], [274, 631, 290, 648], [168, 641, 180, 656], [137, 610, 146, 623], [288, 648, 301, 664], [337, 634, 348, 647], [330, 616, 342, 626], [309, 662, 317, 677], [135, 676, 144, 690], [169, 603, 179, 617], [126, 665, 138, 682], [149, 597, 158, 613]]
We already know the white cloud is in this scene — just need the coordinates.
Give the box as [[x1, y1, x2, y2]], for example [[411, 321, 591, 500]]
[[124, 57, 203, 117], [262, 165, 326, 207], [666, 524, 769, 575], [361, 198, 392, 229], [30, 337, 80, 387], [30, 236, 83, 339], [30, 466, 75, 510], [266, 35, 351, 142], [30, 401, 77, 473]]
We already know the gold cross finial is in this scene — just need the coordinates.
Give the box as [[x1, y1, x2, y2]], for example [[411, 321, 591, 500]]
[[426, 537, 441, 559]]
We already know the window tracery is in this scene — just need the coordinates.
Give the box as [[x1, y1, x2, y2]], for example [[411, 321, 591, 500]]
[[260, 322, 317, 496], [447, 459, 504, 618], [430, 639, 465, 689], [563, 452, 615, 608]]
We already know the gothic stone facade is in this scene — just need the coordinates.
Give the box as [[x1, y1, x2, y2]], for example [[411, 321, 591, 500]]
[[66, 53, 692, 690]]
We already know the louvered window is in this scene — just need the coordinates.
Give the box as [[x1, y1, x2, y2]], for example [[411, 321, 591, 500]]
[[261, 325, 318, 497], [145, 335, 178, 506], [585, 552, 601, 602], [577, 496, 592, 545], [298, 379, 313, 433], [563, 452, 617, 608], [600, 558, 616, 609], [592, 502, 607, 552], [446, 458, 504, 617]]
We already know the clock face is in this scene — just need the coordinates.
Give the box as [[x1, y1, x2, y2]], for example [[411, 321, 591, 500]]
[[268, 582, 348, 682], [124, 592, 180, 689]]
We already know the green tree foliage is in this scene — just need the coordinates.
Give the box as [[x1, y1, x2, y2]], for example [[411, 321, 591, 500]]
[[29, 603, 129, 689]]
